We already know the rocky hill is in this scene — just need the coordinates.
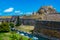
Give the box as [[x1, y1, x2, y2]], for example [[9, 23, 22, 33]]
[[37, 6, 57, 14]]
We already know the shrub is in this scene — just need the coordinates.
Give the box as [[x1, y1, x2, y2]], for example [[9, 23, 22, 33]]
[[9, 22, 14, 28], [0, 22, 10, 32]]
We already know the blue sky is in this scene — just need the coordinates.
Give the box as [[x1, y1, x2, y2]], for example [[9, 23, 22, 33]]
[[0, 0, 60, 16]]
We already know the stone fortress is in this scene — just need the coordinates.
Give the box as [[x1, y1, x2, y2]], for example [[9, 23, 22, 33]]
[[0, 6, 60, 39], [21, 6, 60, 21]]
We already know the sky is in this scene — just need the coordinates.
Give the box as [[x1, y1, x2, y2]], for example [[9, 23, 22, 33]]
[[0, 0, 60, 16]]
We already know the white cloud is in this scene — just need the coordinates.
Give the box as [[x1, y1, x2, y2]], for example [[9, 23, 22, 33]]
[[15, 10, 24, 14], [4, 8, 14, 12], [15, 10, 21, 13]]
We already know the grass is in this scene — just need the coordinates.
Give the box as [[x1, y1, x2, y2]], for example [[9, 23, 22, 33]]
[[0, 32, 29, 40], [15, 25, 34, 33]]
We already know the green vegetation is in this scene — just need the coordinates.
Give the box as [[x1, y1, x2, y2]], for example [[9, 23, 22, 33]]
[[15, 16, 21, 26], [0, 32, 30, 40], [0, 22, 10, 32], [9, 22, 14, 28], [0, 21, 32, 40]]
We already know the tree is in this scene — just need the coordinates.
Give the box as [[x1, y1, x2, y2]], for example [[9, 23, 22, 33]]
[[15, 16, 21, 26], [9, 22, 14, 28], [0, 22, 10, 32]]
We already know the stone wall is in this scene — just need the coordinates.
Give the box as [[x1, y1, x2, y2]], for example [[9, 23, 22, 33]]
[[43, 13, 60, 21], [20, 19, 36, 26], [33, 20, 60, 38]]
